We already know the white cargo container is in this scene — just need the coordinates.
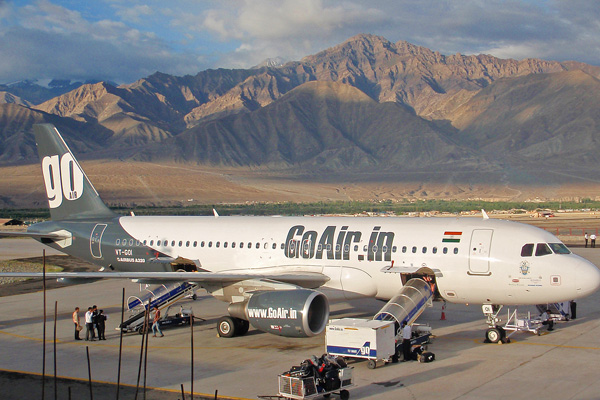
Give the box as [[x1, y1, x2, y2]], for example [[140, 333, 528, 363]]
[[325, 318, 396, 369]]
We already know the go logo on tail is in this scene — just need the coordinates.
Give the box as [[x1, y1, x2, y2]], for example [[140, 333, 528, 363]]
[[42, 154, 84, 208]]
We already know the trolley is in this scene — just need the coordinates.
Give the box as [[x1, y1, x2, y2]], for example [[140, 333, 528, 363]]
[[277, 366, 353, 400]]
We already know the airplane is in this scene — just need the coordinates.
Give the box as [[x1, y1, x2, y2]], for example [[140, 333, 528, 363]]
[[1, 124, 599, 343]]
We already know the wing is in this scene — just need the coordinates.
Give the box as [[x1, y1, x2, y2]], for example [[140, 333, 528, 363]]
[[0, 270, 330, 289]]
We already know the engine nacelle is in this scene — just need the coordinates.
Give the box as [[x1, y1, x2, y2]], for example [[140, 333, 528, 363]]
[[228, 289, 329, 337]]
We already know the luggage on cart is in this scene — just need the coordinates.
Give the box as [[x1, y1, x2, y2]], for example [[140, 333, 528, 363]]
[[279, 355, 353, 399], [418, 352, 435, 363]]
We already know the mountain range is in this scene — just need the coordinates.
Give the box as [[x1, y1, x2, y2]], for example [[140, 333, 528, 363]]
[[1, 33, 600, 186]]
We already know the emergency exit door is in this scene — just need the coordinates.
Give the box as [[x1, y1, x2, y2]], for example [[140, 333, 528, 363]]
[[469, 229, 493, 274], [90, 224, 107, 259]]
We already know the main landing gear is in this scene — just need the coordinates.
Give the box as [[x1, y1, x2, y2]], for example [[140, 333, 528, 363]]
[[217, 316, 250, 338], [482, 305, 508, 344]]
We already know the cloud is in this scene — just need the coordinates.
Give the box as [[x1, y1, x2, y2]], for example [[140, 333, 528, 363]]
[[0, 0, 204, 84]]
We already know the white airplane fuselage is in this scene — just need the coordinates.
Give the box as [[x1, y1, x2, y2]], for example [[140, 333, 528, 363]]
[[108, 214, 599, 306]]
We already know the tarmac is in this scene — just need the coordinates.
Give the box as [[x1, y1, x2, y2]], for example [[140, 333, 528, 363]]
[[1, 239, 600, 400]]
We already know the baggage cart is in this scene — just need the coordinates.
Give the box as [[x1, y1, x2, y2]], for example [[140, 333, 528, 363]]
[[277, 367, 353, 400]]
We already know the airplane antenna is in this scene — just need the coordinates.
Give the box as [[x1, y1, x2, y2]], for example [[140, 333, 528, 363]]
[[481, 209, 489, 220], [213, 208, 219, 218]]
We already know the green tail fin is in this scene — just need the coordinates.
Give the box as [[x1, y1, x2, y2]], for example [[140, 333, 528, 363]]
[[34, 124, 116, 220]]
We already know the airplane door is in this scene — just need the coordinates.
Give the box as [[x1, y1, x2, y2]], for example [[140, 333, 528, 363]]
[[469, 229, 493, 275], [90, 224, 107, 259]]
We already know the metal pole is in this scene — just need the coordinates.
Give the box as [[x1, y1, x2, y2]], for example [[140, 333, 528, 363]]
[[86, 346, 93, 400], [143, 308, 150, 400], [134, 307, 148, 400], [190, 314, 194, 400], [116, 288, 125, 400], [180, 384, 186, 400], [42, 249, 46, 400], [53, 301, 58, 400]]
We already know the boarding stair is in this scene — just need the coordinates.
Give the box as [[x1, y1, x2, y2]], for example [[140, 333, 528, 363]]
[[118, 282, 197, 333]]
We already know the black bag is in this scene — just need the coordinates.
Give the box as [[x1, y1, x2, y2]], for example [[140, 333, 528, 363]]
[[419, 351, 435, 363]]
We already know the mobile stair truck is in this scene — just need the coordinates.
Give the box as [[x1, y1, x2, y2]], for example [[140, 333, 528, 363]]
[[325, 278, 434, 368], [118, 282, 198, 334]]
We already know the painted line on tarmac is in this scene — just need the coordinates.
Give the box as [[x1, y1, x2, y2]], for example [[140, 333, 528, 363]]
[[441, 335, 600, 350], [0, 367, 255, 400]]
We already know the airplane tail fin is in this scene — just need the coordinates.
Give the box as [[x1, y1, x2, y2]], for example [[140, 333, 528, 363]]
[[34, 124, 117, 221]]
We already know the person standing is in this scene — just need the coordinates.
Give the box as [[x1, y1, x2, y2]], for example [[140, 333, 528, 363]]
[[96, 309, 107, 340], [72, 307, 82, 340], [85, 307, 95, 341], [591, 233, 597, 248], [92, 305, 99, 337], [401, 321, 412, 361], [570, 300, 577, 320], [585, 232, 589, 248], [152, 306, 164, 337]]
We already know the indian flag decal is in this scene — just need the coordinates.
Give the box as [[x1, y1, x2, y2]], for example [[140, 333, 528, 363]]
[[442, 231, 462, 243]]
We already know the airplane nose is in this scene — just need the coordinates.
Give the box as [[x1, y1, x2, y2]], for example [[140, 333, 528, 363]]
[[576, 259, 600, 297]]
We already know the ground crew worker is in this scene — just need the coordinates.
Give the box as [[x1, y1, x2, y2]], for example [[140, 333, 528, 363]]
[[401, 321, 412, 361]]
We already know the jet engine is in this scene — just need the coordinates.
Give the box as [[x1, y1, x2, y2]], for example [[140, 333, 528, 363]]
[[228, 289, 329, 337]]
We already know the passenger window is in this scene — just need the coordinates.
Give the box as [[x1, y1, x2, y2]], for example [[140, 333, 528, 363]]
[[232, 242, 236, 248], [201, 241, 205, 247], [412, 246, 417, 253], [402, 246, 407, 253], [116, 239, 120, 245], [185, 241, 189, 247], [208, 241, 212, 248], [193, 241, 197, 247], [256, 242, 260, 249], [443, 247, 448, 254], [150, 240, 154, 246], [224, 242, 228, 248], [454, 247, 459, 254], [171, 240, 175, 247], [382, 245, 388, 253], [422, 247, 427, 253], [432, 247, 437, 254], [344, 244, 350, 253], [372, 245, 378, 253], [535, 243, 552, 256], [129, 239, 134, 246], [248, 242, 252, 249], [142, 240, 146, 246], [179, 241, 183, 247], [521, 244, 534, 257], [272, 243, 277, 250], [335, 244, 341, 252], [363, 245, 367, 252], [392, 246, 397, 253], [281, 243, 285, 250], [240, 242, 244, 249], [216, 242, 220, 248]]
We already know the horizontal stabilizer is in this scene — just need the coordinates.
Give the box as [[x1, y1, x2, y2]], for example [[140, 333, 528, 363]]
[[0, 231, 71, 240]]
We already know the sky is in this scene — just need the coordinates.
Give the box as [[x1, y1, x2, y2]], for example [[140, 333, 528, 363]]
[[0, 0, 599, 85]]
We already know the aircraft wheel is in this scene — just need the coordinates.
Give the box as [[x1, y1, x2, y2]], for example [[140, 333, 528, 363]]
[[486, 327, 502, 343], [192, 293, 197, 301], [234, 318, 250, 336], [340, 389, 350, 400], [217, 316, 236, 338]]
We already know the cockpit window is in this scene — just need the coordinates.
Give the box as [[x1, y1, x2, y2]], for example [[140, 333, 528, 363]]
[[549, 243, 571, 254], [535, 243, 552, 256], [521, 243, 534, 257]]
